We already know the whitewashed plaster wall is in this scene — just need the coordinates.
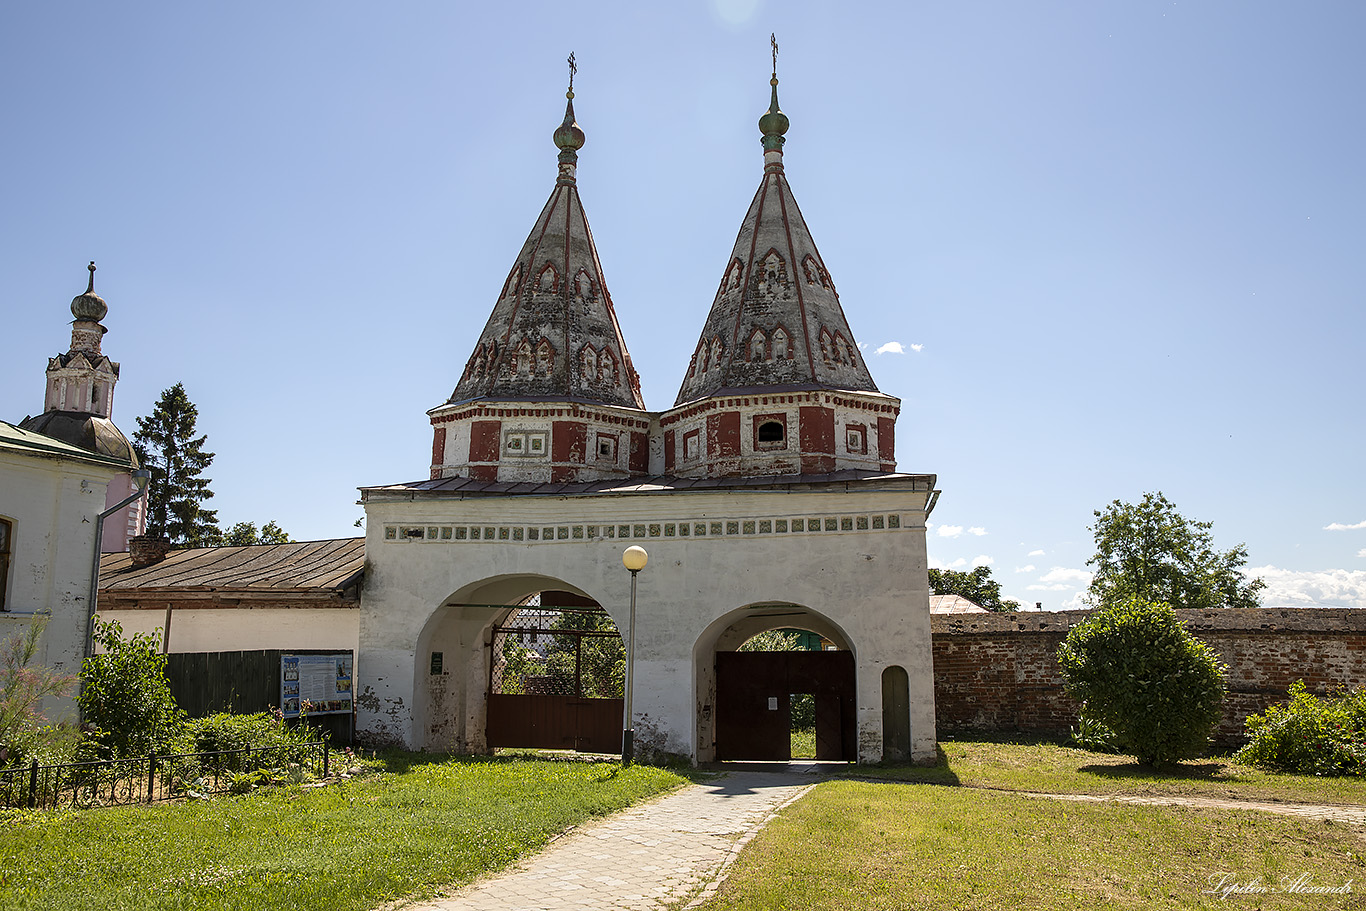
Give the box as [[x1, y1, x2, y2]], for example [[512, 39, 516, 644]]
[[95, 607, 359, 655], [0, 448, 120, 722], [359, 482, 936, 763]]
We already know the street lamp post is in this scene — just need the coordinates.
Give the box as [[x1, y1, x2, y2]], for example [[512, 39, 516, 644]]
[[621, 545, 647, 766]]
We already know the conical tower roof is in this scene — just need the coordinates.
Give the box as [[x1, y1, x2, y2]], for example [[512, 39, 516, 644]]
[[446, 83, 645, 411], [675, 72, 879, 406]]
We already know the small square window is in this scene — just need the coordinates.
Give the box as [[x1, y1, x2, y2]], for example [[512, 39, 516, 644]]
[[846, 429, 864, 452], [683, 430, 701, 461], [528, 528, 539, 540]]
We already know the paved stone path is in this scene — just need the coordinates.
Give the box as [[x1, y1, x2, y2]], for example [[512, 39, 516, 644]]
[[1022, 790, 1366, 825], [402, 770, 815, 911]]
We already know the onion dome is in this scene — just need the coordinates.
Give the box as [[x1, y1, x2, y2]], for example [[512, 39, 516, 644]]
[[71, 261, 108, 321], [554, 92, 585, 161], [759, 77, 789, 152]]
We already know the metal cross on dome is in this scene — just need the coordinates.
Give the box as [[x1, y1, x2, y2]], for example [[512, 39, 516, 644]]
[[568, 52, 577, 91], [771, 33, 778, 76]]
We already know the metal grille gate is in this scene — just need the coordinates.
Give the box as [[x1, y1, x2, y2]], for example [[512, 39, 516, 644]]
[[486, 605, 624, 753]]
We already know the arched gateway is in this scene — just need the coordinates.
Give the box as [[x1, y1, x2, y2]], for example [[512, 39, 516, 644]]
[[356, 66, 941, 764]]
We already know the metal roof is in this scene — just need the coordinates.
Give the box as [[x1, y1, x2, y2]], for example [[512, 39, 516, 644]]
[[99, 537, 365, 594], [0, 419, 132, 470], [360, 469, 937, 499]]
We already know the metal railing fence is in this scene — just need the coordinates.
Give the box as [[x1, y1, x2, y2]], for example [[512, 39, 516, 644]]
[[0, 741, 328, 810]]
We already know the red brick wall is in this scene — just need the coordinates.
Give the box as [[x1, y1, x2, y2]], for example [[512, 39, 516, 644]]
[[931, 608, 1366, 746]]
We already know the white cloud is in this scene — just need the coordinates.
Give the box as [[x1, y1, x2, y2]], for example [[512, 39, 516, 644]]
[[910, 343, 924, 352], [968, 526, 987, 536], [946, 557, 968, 568], [875, 342, 905, 355], [1247, 565, 1366, 608], [1026, 566, 1094, 592], [1028, 549, 1045, 557], [970, 555, 994, 568], [1359, 549, 1366, 559], [857, 342, 869, 352], [937, 525, 964, 538], [1326, 520, 1366, 531], [1015, 564, 1036, 573]]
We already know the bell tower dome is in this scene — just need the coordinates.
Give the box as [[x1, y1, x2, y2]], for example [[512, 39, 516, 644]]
[[20, 262, 145, 550]]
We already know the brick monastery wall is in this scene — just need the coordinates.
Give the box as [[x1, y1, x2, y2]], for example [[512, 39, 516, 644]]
[[931, 608, 1366, 745]]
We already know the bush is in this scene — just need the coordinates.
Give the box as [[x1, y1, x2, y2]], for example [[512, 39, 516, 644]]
[[1, 617, 80, 767], [79, 619, 186, 759], [1235, 682, 1366, 776], [188, 710, 319, 754], [1057, 597, 1225, 766]]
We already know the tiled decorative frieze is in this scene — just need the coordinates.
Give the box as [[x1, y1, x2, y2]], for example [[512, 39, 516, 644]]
[[383, 512, 906, 544]]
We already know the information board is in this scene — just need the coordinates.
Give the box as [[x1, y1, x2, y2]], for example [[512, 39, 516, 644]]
[[281, 652, 353, 718]]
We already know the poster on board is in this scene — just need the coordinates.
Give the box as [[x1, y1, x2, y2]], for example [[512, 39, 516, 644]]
[[281, 653, 353, 717]]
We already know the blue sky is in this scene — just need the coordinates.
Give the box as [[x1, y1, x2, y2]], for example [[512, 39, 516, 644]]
[[3, 2, 1363, 609]]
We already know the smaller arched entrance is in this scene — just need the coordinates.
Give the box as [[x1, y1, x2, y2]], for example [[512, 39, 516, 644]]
[[698, 604, 858, 762]]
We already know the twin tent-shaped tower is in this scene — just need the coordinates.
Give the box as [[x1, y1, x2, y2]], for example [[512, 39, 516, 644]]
[[358, 72, 940, 764]]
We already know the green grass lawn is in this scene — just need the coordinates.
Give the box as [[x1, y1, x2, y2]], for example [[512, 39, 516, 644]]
[[843, 737, 1366, 806], [688, 780, 1366, 911], [0, 754, 684, 911]]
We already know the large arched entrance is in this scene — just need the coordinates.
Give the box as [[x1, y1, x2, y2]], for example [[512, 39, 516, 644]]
[[696, 604, 857, 763], [416, 574, 624, 755]]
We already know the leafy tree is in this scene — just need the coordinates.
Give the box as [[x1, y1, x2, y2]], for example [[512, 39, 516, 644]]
[[738, 629, 803, 652], [220, 520, 292, 547], [132, 383, 220, 547], [928, 566, 1021, 612], [544, 610, 624, 698], [79, 618, 186, 758], [1087, 492, 1264, 610], [1057, 597, 1225, 766], [1, 617, 80, 766]]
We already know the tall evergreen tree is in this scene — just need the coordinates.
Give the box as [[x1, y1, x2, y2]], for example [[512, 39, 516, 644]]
[[132, 383, 220, 546]]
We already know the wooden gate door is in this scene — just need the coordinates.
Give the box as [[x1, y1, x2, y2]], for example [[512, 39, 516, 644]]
[[715, 650, 856, 761], [486, 604, 624, 753]]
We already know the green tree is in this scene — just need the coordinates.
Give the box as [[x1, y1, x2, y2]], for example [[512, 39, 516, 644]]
[[132, 383, 220, 547], [928, 566, 1021, 612], [220, 520, 292, 547], [79, 618, 186, 758], [544, 610, 624, 698], [1057, 597, 1225, 766], [1087, 492, 1264, 610], [738, 629, 803, 652], [1, 617, 80, 766]]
